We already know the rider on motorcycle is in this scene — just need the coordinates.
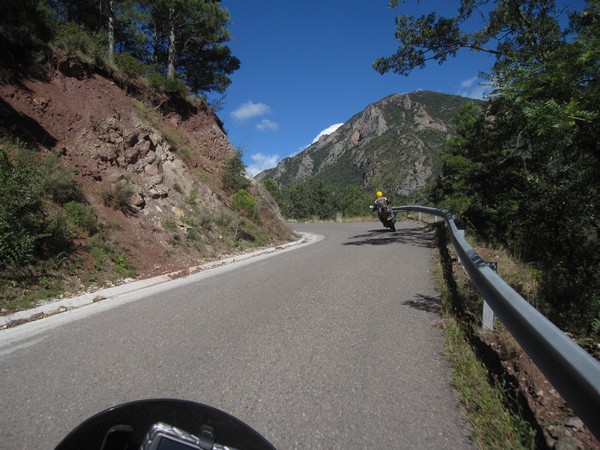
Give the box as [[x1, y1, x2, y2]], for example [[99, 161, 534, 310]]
[[373, 191, 390, 223], [373, 191, 396, 231]]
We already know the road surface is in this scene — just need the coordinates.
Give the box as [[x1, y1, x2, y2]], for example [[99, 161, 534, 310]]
[[0, 221, 474, 449]]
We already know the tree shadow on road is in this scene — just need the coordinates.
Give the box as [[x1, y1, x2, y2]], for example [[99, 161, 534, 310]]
[[403, 294, 441, 314], [343, 225, 436, 248]]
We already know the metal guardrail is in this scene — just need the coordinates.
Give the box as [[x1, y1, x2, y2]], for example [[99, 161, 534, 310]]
[[393, 205, 600, 439]]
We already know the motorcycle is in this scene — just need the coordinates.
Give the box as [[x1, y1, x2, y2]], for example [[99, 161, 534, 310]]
[[370, 204, 396, 232], [55, 398, 275, 450]]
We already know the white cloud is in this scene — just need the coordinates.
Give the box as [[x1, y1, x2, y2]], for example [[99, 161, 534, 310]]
[[231, 101, 271, 122], [256, 119, 279, 132], [247, 152, 280, 176], [458, 77, 491, 100], [460, 77, 477, 89], [311, 123, 344, 144]]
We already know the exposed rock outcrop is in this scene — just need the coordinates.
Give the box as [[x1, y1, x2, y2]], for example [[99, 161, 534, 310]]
[[0, 66, 293, 282]]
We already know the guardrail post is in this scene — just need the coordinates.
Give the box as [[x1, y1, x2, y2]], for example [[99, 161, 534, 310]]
[[483, 301, 495, 331]]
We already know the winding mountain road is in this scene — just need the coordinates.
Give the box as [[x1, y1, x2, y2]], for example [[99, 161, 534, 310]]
[[0, 221, 474, 449]]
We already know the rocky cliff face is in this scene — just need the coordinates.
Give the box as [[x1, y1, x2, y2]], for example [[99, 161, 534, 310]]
[[0, 64, 293, 286], [258, 91, 475, 197]]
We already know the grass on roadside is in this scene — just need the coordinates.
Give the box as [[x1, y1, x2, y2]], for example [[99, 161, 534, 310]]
[[433, 234, 537, 449], [442, 314, 536, 449]]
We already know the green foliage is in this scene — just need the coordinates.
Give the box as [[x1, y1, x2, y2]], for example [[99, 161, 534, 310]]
[[186, 187, 199, 205], [39, 155, 84, 204], [146, 72, 190, 99], [0, 151, 73, 310], [0, 151, 45, 268], [114, 52, 147, 78], [65, 201, 99, 235], [278, 179, 374, 220], [53, 21, 108, 66], [230, 189, 257, 219], [149, 0, 239, 92], [2, 1, 238, 96], [262, 178, 282, 203], [222, 151, 251, 192], [89, 234, 135, 277], [281, 179, 335, 220], [0, 146, 140, 309], [444, 317, 537, 449], [102, 177, 135, 212], [339, 186, 374, 217], [179, 147, 192, 161], [420, 1, 600, 334]]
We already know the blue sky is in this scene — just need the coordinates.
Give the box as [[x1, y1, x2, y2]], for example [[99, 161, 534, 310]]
[[214, 1, 580, 176]]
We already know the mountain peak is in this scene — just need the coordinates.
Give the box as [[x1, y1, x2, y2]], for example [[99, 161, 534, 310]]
[[257, 91, 477, 197]]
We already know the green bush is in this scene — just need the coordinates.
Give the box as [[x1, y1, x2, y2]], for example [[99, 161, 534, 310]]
[[39, 155, 83, 204], [0, 149, 78, 270], [262, 178, 282, 203], [162, 220, 177, 232], [114, 53, 147, 78], [146, 72, 189, 99], [222, 151, 251, 192], [102, 179, 134, 212], [187, 187, 199, 205], [179, 147, 192, 161], [53, 22, 107, 66], [231, 189, 257, 219], [65, 201, 98, 235], [89, 234, 136, 277], [0, 151, 47, 268]]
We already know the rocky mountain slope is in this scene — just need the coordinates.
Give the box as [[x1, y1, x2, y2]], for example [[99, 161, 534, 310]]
[[258, 91, 476, 197], [0, 60, 294, 301]]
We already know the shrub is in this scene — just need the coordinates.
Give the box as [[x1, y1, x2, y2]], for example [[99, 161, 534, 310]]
[[39, 155, 83, 204], [65, 201, 98, 235], [89, 234, 135, 277], [231, 189, 257, 219], [162, 220, 177, 232], [262, 178, 282, 203], [114, 53, 147, 78], [102, 178, 134, 212], [222, 151, 251, 192], [0, 151, 46, 268], [53, 22, 107, 66], [179, 147, 192, 161], [187, 187, 199, 205], [146, 72, 189, 99]]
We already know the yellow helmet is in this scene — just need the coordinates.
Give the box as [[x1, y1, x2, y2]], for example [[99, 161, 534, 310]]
[[376, 191, 383, 198]]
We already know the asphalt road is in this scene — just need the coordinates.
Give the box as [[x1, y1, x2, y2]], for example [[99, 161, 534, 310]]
[[0, 221, 474, 449]]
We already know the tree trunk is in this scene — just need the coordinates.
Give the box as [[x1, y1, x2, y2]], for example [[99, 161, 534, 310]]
[[107, 0, 115, 63], [167, 5, 176, 79]]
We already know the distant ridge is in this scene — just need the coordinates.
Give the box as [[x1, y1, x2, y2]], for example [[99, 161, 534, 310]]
[[257, 91, 478, 196]]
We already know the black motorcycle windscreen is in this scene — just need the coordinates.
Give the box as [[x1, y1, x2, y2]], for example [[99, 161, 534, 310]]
[[55, 398, 275, 450]]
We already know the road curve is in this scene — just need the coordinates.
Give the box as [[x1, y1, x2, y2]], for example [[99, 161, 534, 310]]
[[0, 221, 474, 449]]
